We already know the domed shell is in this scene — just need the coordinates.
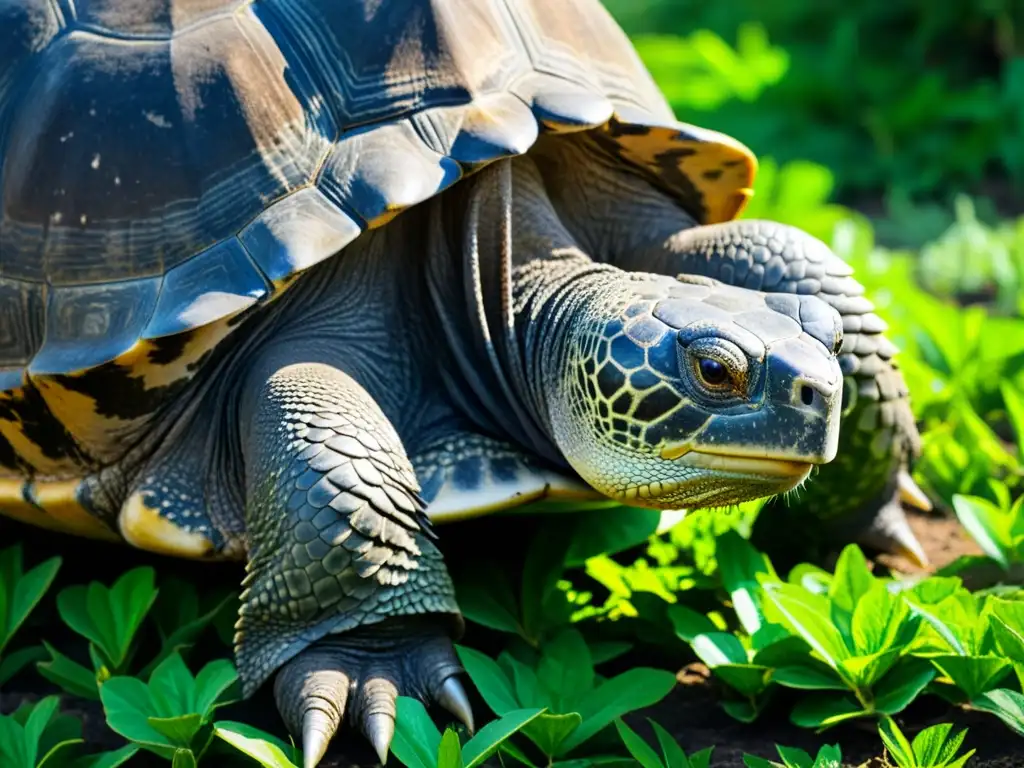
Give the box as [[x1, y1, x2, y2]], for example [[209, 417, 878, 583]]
[[0, 0, 756, 479]]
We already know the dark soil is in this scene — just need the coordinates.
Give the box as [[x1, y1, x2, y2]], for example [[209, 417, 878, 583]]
[[1, 512, 1021, 768]]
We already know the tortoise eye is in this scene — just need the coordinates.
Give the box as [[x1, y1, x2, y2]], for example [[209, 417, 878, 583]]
[[696, 357, 729, 387]]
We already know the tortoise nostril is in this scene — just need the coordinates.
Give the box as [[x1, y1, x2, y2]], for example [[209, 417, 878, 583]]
[[800, 385, 815, 406]]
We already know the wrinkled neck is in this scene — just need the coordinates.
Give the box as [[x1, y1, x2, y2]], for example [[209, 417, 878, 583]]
[[424, 157, 617, 466]]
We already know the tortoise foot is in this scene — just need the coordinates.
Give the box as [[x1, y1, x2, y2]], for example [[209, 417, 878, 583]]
[[273, 616, 472, 768]]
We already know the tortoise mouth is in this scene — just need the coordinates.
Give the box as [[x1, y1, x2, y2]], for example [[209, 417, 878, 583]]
[[660, 441, 815, 479]]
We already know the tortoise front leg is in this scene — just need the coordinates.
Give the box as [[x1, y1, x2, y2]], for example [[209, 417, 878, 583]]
[[237, 359, 471, 767], [614, 218, 930, 565]]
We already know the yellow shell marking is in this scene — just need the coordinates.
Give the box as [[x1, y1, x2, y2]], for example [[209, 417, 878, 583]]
[[0, 477, 119, 541], [120, 491, 215, 559]]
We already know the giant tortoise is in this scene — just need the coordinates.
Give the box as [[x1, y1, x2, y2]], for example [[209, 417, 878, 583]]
[[0, 0, 930, 765]]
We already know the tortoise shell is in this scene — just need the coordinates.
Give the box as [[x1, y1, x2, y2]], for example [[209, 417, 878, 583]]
[[0, 0, 755, 492]]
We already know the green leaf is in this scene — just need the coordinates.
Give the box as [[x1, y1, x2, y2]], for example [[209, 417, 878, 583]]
[[3, 556, 61, 655], [23, 696, 60, 768], [537, 629, 593, 711], [828, 545, 873, 639], [874, 658, 938, 715], [521, 525, 573, 643], [36, 642, 100, 700], [193, 659, 239, 717], [717, 531, 773, 635], [0, 645, 48, 687], [213, 721, 300, 768], [989, 600, 1024, 662], [462, 708, 545, 768], [392, 697, 442, 768], [171, 748, 197, 768], [0, 713, 29, 768], [69, 744, 141, 768], [952, 495, 1011, 568], [649, 719, 687, 768], [506, 655, 551, 710], [775, 745, 813, 767], [761, 583, 849, 669], [614, 719, 663, 768], [455, 645, 519, 715], [971, 689, 1024, 736], [713, 664, 771, 698], [878, 715, 915, 768], [751, 636, 814, 668], [588, 642, 633, 666], [560, 668, 675, 753], [910, 723, 965, 767], [437, 729, 463, 768], [686, 746, 715, 768], [691, 632, 747, 668], [143, 591, 237, 677], [838, 648, 900, 690], [772, 664, 846, 691], [850, 582, 916, 658], [721, 700, 761, 723], [667, 605, 717, 642], [456, 563, 523, 636], [99, 676, 175, 757], [148, 714, 203, 747], [523, 713, 581, 757], [811, 744, 842, 768], [789, 693, 865, 729], [932, 655, 1011, 700], [147, 653, 195, 718]]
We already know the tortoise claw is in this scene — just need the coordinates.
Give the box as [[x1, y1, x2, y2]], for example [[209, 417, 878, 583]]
[[302, 709, 336, 768], [438, 677, 475, 734], [898, 469, 932, 512]]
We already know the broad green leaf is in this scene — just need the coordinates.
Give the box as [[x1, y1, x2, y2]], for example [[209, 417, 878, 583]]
[[649, 719, 687, 768], [70, 744, 142, 768], [23, 696, 60, 768], [874, 658, 938, 714], [560, 668, 676, 753], [932, 655, 1011, 700], [392, 697, 442, 768], [536, 629, 593, 711], [171, 748, 197, 768], [108, 568, 159, 666], [775, 745, 813, 767], [878, 715, 915, 768], [850, 583, 916, 657], [741, 757, 777, 768], [213, 721, 300, 768], [838, 648, 900, 690], [193, 659, 239, 717], [721, 700, 761, 723], [717, 532, 773, 635], [989, 600, 1024, 662], [686, 746, 715, 768], [505, 655, 550, 710], [100, 676, 175, 757], [691, 632, 747, 668], [910, 723, 965, 767], [773, 663, 846, 691], [0, 714, 29, 768], [811, 744, 842, 768], [4, 556, 61, 654], [143, 591, 237, 677], [713, 664, 771, 697], [462, 708, 544, 768], [751, 636, 814, 668], [497, 740, 538, 768], [148, 653, 195, 718], [613, 719, 663, 768], [828, 545, 873, 639], [437, 728, 463, 768], [761, 583, 849, 669], [36, 642, 100, 700], [952, 495, 1010, 568], [523, 713, 581, 757], [521, 525, 573, 642], [148, 714, 203, 747], [455, 645, 519, 715], [667, 605, 717, 642], [972, 689, 1024, 736], [588, 642, 633, 666], [789, 693, 864, 729], [0, 645, 47, 687]]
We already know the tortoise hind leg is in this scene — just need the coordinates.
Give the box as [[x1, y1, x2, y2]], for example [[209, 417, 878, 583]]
[[236, 357, 469, 767]]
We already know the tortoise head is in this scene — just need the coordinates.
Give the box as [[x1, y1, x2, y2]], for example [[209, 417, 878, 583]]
[[548, 274, 844, 508]]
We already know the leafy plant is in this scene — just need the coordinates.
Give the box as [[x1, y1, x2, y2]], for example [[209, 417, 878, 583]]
[[391, 697, 544, 768], [0, 545, 61, 687], [213, 722, 302, 768], [878, 715, 975, 768], [614, 718, 713, 768], [99, 653, 239, 762], [972, 688, 1024, 736], [456, 628, 676, 761], [952, 492, 1024, 569], [741, 743, 842, 768], [0, 695, 138, 768]]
